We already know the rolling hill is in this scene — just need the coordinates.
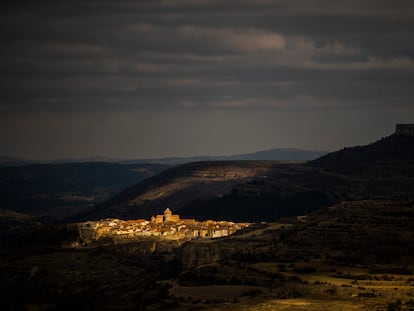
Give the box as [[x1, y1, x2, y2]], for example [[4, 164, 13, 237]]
[[84, 126, 414, 222], [82, 160, 343, 221]]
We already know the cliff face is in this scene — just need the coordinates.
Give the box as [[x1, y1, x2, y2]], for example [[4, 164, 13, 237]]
[[175, 224, 288, 268]]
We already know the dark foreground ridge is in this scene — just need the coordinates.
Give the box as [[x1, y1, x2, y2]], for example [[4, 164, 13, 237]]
[[2, 200, 414, 310]]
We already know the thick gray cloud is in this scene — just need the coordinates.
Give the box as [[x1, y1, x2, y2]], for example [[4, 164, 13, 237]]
[[1, 1, 414, 159]]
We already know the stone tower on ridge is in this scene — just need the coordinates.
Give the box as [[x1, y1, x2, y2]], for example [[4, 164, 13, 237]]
[[395, 124, 414, 136]]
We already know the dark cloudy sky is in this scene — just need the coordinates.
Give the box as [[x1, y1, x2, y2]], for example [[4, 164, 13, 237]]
[[1, 0, 414, 160]]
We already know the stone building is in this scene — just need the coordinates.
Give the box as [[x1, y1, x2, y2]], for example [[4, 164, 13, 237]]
[[151, 214, 164, 224], [151, 208, 180, 224]]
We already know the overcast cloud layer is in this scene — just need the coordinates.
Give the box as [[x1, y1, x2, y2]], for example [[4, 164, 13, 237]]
[[1, 0, 414, 159]]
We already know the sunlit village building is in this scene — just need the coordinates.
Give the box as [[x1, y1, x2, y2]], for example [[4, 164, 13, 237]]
[[76, 208, 250, 244]]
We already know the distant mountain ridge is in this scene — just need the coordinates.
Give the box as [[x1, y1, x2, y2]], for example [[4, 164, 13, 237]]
[[0, 148, 328, 167], [0, 155, 34, 167], [125, 148, 327, 164]]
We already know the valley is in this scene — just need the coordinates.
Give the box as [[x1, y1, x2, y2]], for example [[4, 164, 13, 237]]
[[3, 0, 413, 308], [0, 162, 169, 220], [1, 125, 414, 310]]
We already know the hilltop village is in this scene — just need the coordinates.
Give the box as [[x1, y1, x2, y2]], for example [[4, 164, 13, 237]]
[[76, 208, 250, 244]]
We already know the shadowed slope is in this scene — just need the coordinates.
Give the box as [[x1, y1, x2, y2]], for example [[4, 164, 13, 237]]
[[83, 161, 304, 220]]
